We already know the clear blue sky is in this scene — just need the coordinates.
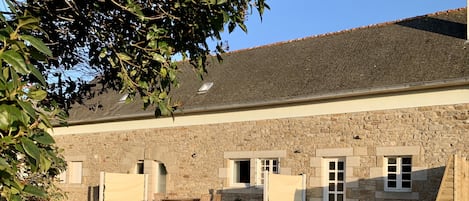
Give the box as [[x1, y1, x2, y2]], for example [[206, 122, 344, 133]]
[[209, 1, 467, 51]]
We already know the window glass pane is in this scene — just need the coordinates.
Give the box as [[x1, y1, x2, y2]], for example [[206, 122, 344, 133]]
[[337, 194, 344, 201], [273, 167, 277, 172], [329, 183, 335, 191], [329, 162, 335, 170], [328, 194, 335, 201], [388, 166, 396, 172], [329, 173, 335, 181], [338, 161, 344, 170], [402, 173, 411, 180], [266, 160, 270, 166], [402, 158, 412, 164], [235, 160, 250, 183], [388, 181, 396, 188], [338, 173, 344, 181], [388, 158, 396, 164], [402, 166, 411, 172], [337, 183, 344, 191], [388, 174, 396, 180], [136, 161, 144, 174], [402, 181, 411, 188]]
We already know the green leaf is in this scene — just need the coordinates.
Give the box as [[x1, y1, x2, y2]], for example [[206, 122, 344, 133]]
[[0, 50, 28, 75], [21, 138, 41, 162], [0, 157, 9, 170], [28, 64, 46, 86], [0, 104, 22, 130], [16, 100, 36, 120], [11, 194, 21, 201], [20, 35, 52, 56], [158, 91, 167, 99], [6, 0, 16, 13], [33, 132, 55, 145], [17, 16, 39, 30], [158, 101, 170, 116], [117, 52, 132, 61], [0, 12, 5, 22], [23, 185, 46, 198], [28, 89, 47, 101], [0, 136, 14, 145], [39, 154, 52, 172], [217, 0, 227, 4], [151, 53, 166, 63]]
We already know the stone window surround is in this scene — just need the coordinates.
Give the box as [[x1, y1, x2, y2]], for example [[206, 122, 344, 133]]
[[384, 156, 412, 192], [61, 155, 87, 188], [220, 150, 288, 188], [309, 146, 426, 201], [310, 148, 362, 201], [323, 158, 346, 201], [372, 146, 423, 200]]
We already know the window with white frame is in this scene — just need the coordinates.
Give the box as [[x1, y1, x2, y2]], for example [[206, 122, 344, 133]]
[[256, 158, 279, 185], [385, 156, 412, 192], [232, 159, 251, 187], [324, 158, 345, 201], [69, 161, 83, 184], [230, 158, 280, 187]]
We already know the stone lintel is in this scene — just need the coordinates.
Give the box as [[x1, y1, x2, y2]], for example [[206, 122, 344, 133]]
[[316, 148, 353, 157], [223, 150, 287, 159], [376, 146, 420, 156]]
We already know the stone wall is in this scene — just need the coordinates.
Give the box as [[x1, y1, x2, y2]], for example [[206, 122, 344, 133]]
[[54, 103, 469, 201]]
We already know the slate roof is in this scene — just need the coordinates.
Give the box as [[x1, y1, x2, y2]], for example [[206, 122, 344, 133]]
[[67, 8, 469, 124]]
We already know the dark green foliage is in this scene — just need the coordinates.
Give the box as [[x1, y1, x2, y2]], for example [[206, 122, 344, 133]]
[[20, 0, 269, 116]]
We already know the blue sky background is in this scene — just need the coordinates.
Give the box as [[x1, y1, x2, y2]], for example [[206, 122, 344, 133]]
[[0, 1, 466, 52], [209, 1, 466, 51]]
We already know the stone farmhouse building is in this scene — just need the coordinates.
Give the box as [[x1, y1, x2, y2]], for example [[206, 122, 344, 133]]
[[53, 8, 469, 201]]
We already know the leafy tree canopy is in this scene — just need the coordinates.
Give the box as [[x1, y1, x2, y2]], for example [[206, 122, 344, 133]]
[[19, 0, 269, 115], [0, 0, 268, 200]]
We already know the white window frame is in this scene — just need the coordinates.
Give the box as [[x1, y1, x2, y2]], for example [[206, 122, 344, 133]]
[[384, 156, 412, 192], [256, 158, 279, 186], [231, 159, 251, 187], [323, 158, 345, 201], [69, 161, 83, 184]]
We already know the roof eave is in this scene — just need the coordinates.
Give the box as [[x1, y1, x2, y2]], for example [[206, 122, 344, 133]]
[[61, 77, 469, 126]]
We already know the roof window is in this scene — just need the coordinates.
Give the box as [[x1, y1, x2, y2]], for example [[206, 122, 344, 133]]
[[118, 93, 129, 103], [197, 82, 213, 94]]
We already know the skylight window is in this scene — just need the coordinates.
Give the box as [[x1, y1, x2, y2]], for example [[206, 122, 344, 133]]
[[197, 82, 213, 94], [119, 93, 129, 103]]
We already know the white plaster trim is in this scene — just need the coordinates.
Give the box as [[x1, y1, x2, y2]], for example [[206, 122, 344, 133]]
[[51, 87, 469, 135]]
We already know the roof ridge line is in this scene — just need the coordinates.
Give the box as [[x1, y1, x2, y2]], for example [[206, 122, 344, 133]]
[[225, 7, 466, 55]]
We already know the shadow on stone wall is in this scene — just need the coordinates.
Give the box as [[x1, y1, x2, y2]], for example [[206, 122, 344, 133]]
[[85, 166, 445, 201], [213, 166, 445, 201]]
